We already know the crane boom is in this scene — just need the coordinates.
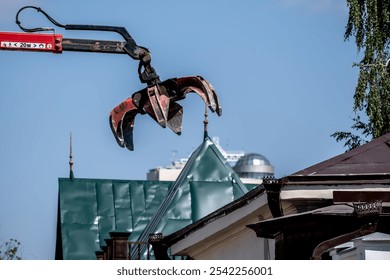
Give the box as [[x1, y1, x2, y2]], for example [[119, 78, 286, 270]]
[[0, 6, 222, 151]]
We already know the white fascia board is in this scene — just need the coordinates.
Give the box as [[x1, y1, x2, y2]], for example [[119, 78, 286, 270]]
[[281, 185, 390, 200], [171, 194, 268, 255]]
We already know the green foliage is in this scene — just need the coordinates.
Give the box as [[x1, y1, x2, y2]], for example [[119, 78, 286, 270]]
[[333, 0, 390, 150], [0, 238, 22, 260], [331, 115, 370, 150]]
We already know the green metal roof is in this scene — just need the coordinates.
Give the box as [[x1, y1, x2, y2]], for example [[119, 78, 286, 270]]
[[56, 136, 253, 259], [136, 136, 249, 245], [56, 179, 172, 260]]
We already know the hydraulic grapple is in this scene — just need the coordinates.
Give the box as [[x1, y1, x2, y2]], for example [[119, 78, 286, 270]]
[[0, 6, 222, 150]]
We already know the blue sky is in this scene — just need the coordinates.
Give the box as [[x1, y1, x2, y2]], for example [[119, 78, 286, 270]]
[[0, 0, 360, 259]]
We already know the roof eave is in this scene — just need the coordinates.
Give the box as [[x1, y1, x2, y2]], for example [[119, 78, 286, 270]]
[[284, 173, 390, 185]]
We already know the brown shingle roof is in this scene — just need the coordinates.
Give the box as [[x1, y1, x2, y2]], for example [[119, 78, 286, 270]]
[[291, 133, 390, 177]]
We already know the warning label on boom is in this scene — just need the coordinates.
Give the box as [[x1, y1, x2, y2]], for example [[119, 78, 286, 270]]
[[1, 41, 49, 49]]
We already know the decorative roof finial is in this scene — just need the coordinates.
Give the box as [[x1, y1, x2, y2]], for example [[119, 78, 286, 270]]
[[203, 104, 209, 139], [69, 131, 74, 180]]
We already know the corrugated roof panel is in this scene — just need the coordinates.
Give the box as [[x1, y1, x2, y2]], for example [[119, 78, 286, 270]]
[[97, 216, 115, 244], [115, 208, 133, 232], [129, 182, 172, 241], [60, 180, 97, 224], [190, 181, 234, 220], [58, 178, 172, 259], [96, 182, 114, 217], [161, 219, 193, 236], [61, 223, 99, 260], [130, 182, 147, 225], [113, 182, 131, 209]]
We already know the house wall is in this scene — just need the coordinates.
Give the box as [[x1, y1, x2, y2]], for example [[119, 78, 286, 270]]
[[173, 214, 275, 260], [189, 221, 276, 260], [191, 227, 272, 260], [170, 194, 276, 260]]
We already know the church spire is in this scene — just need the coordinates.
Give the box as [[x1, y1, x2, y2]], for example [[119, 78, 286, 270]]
[[203, 105, 209, 139], [69, 131, 74, 180]]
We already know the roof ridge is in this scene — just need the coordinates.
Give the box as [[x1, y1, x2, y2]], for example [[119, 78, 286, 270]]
[[134, 138, 210, 248], [134, 136, 247, 253]]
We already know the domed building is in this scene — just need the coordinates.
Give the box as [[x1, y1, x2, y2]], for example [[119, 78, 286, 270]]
[[233, 153, 274, 184]]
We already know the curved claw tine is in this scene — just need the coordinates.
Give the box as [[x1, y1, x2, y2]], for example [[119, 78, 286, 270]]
[[176, 76, 210, 107], [197, 76, 222, 116], [109, 97, 140, 150], [109, 114, 125, 147], [121, 112, 137, 151], [176, 76, 222, 116], [166, 102, 183, 135]]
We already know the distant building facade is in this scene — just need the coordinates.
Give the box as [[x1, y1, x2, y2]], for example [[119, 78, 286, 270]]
[[233, 153, 274, 184], [146, 158, 187, 181]]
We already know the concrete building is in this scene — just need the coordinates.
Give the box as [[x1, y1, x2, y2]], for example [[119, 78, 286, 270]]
[[147, 136, 274, 184]]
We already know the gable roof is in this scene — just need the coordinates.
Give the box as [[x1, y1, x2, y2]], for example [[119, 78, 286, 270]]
[[286, 133, 390, 184], [56, 136, 252, 259], [135, 136, 249, 244]]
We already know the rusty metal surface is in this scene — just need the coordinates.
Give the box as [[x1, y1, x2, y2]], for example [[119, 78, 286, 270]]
[[109, 98, 140, 151], [109, 76, 222, 151]]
